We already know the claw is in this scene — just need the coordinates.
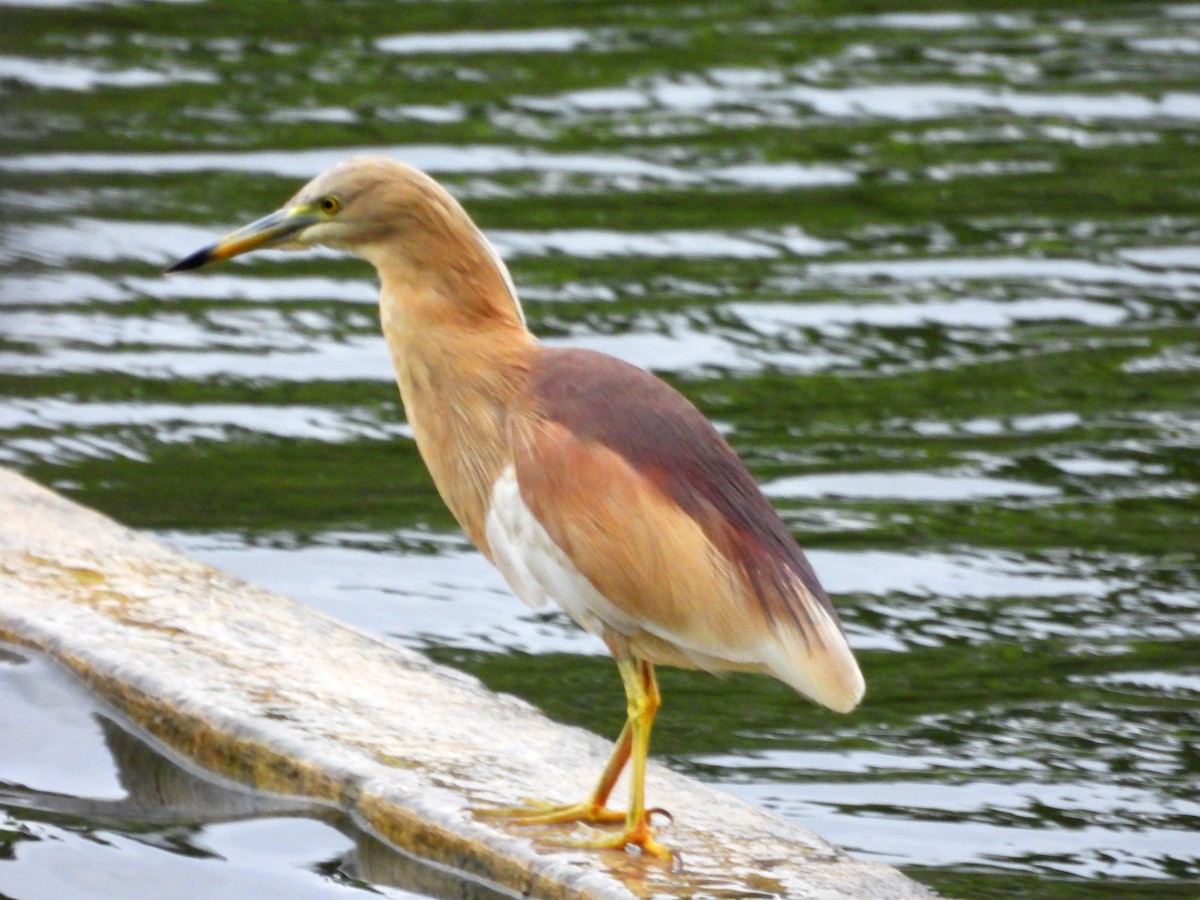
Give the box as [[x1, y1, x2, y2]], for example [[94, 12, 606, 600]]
[[646, 806, 673, 825], [547, 816, 672, 861]]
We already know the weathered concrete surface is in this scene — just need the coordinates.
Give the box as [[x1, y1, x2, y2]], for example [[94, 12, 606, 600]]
[[0, 467, 937, 899]]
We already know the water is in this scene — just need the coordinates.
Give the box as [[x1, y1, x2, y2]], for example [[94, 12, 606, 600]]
[[1, 1, 1198, 897], [0, 641, 506, 900]]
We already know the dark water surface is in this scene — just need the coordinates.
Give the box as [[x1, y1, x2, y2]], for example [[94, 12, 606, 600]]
[[2, 1, 1198, 897]]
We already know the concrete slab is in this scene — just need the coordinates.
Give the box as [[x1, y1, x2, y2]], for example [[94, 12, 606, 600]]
[[0, 467, 937, 899]]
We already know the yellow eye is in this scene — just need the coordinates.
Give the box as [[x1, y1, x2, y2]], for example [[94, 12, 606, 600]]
[[318, 195, 341, 215]]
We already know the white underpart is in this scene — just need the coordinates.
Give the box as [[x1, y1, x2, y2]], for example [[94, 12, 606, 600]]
[[475, 228, 526, 327], [485, 465, 866, 712], [485, 465, 634, 637]]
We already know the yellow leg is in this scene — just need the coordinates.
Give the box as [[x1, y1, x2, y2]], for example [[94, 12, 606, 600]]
[[550, 658, 672, 859], [480, 720, 630, 826]]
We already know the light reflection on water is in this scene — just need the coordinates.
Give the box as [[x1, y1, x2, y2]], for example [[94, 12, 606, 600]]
[[724, 777, 1197, 878], [763, 471, 1060, 500], [0, 55, 215, 91], [2, 0, 1199, 897], [376, 28, 594, 56], [0, 218, 846, 267], [0, 643, 446, 900], [0, 145, 858, 191], [163, 532, 1169, 657], [533, 76, 1200, 124]]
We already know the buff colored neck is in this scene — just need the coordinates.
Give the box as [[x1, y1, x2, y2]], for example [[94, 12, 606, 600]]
[[366, 240, 537, 554]]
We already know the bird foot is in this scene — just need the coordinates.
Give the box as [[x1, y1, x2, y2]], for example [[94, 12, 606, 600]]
[[547, 816, 673, 861], [477, 798, 626, 826]]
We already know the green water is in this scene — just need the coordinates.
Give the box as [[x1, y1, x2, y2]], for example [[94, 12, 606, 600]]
[[1, 1, 1198, 897]]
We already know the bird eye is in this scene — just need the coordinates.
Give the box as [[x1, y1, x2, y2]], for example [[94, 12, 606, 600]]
[[318, 195, 341, 215]]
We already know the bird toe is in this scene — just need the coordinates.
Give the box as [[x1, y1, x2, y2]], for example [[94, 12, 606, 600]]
[[476, 798, 625, 827]]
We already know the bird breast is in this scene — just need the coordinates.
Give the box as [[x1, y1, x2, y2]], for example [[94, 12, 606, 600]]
[[485, 464, 638, 639]]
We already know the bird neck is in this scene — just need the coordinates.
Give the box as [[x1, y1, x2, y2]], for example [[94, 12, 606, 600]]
[[372, 249, 536, 554]]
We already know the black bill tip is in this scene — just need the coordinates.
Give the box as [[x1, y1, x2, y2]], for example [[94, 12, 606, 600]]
[[163, 245, 217, 274]]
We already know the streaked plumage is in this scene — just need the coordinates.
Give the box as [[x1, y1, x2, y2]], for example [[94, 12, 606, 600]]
[[167, 157, 865, 859]]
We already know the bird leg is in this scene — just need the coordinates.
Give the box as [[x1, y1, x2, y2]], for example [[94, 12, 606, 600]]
[[480, 721, 630, 825], [548, 657, 672, 859]]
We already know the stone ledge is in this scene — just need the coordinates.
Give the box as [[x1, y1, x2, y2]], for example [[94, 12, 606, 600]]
[[0, 467, 936, 899]]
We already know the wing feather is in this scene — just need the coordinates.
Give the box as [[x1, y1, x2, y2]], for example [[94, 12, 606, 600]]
[[508, 348, 864, 712]]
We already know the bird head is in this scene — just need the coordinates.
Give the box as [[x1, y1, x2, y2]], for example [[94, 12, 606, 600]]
[[165, 156, 528, 329], [164, 157, 455, 272]]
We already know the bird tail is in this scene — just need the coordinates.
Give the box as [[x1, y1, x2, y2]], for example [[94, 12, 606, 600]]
[[763, 595, 865, 713]]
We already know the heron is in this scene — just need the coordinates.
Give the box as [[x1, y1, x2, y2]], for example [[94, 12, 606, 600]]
[[166, 157, 865, 860]]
